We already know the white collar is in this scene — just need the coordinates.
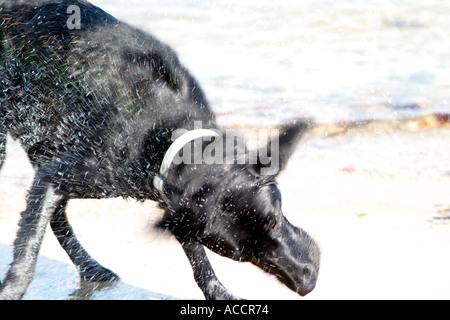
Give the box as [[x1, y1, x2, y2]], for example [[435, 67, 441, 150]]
[[153, 128, 220, 203]]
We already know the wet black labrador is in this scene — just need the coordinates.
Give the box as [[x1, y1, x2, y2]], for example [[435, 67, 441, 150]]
[[0, 0, 320, 299]]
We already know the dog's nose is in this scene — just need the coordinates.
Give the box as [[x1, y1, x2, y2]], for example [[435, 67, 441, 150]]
[[297, 280, 316, 296], [296, 266, 318, 296]]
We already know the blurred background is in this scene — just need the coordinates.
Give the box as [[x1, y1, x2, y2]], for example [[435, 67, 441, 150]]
[[93, 0, 450, 126]]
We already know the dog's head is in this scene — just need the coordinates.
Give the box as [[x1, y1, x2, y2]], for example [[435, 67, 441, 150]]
[[158, 119, 320, 296], [200, 175, 320, 296]]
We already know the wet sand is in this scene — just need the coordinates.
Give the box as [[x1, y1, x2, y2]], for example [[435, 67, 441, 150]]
[[1, 118, 449, 300]]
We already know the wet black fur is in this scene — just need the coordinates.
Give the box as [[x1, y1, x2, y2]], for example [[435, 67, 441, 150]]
[[0, 0, 320, 299]]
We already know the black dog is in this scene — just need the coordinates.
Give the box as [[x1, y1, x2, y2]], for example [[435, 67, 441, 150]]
[[0, 0, 320, 300]]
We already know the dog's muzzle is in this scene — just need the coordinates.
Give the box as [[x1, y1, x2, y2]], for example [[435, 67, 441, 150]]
[[153, 129, 221, 204]]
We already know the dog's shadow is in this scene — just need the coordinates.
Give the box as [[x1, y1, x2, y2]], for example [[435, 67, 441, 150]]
[[0, 243, 179, 300]]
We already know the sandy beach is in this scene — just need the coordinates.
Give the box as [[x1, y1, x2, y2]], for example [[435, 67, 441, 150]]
[[1, 117, 449, 300]]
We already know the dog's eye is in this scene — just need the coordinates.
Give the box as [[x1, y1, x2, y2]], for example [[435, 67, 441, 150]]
[[269, 219, 277, 229]]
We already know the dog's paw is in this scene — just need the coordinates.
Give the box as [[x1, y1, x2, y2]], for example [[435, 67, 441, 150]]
[[205, 289, 242, 300], [79, 266, 119, 283]]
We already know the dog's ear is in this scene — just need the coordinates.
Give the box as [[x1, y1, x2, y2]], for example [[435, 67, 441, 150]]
[[249, 119, 310, 178]]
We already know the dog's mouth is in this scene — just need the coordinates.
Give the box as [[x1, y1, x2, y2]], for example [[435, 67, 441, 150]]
[[251, 257, 316, 296]]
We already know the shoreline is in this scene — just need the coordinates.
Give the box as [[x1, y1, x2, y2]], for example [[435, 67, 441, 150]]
[[223, 112, 450, 136], [309, 112, 450, 136]]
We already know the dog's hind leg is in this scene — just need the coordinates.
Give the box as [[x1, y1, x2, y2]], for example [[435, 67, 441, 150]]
[[0, 132, 3, 287], [0, 127, 5, 287], [0, 162, 63, 299], [0, 128, 6, 172], [179, 241, 239, 300], [50, 199, 119, 282]]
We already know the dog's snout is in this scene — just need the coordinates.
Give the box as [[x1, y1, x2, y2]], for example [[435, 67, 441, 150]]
[[303, 265, 311, 277], [297, 266, 317, 296], [297, 282, 316, 296]]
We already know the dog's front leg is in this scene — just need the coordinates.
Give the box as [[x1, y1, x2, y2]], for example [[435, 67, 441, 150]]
[[50, 199, 119, 282], [0, 164, 62, 300], [179, 240, 240, 300]]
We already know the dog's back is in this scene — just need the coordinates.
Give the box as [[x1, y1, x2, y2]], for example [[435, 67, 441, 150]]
[[0, 0, 216, 198]]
